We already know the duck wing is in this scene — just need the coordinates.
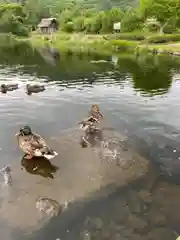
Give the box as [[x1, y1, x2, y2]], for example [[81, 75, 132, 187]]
[[33, 133, 48, 148]]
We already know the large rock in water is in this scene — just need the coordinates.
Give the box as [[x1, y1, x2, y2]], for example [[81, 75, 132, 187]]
[[0, 128, 149, 233]]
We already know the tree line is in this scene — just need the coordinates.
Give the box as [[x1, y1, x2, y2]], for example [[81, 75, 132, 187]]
[[0, 0, 180, 37]]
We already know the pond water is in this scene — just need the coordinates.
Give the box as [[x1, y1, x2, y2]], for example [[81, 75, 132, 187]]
[[1, 44, 180, 240]]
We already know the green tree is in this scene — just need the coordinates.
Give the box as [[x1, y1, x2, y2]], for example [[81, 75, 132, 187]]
[[101, 8, 123, 32], [73, 16, 85, 32], [0, 11, 29, 36], [121, 9, 143, 32], [139, 0, 180, 33]]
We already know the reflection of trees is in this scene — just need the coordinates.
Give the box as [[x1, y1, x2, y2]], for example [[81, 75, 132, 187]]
[[1, 42, 180, 95], [116, 55, 176, 96], [0, 43, 114, 83]]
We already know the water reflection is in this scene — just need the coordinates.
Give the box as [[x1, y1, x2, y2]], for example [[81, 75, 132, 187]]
[[21, 156, 59, 179], [0, 42, 179, 97], [37, 44, 60, 66], [117, 55, 173, 96]]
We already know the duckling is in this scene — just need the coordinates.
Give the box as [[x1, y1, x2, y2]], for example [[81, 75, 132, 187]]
[[26, 84, 45, 95], [89, 104, 103, 121]]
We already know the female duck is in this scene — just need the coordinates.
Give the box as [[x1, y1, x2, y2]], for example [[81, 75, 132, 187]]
[[1, 83, 18, 93], [26, 84, 45, 95], [89, 104, 103, 121], [16, 125, 54, 159]]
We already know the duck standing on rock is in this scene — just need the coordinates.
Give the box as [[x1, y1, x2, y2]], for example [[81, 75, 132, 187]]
[[26, 84, 45, 95], [79, 104, 103, 132], [0, 83, 19, 93], [79, 117, 103, 147], [16, 125, 57, 160], [79, 104, 104, 147], [89, 104, 103, 122]]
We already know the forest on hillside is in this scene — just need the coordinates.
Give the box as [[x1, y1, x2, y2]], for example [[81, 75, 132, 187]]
[[0, 0, 179, 37]]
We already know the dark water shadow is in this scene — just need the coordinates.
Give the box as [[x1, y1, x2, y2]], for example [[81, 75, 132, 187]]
[[21, 155, 59, 179], [26, 162, 178, 240]]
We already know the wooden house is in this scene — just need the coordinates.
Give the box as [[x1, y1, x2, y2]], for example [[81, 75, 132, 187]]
[[38, 18, 59, 34]]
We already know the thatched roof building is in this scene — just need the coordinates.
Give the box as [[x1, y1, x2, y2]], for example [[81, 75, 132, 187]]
[[38, 18, 59, 34]]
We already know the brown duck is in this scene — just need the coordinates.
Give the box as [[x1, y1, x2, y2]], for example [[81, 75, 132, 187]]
[[16, 125, 54, 159], [89, 104, 103, 121], [1, 83, 19, 93], [26, 84, 45, 95]]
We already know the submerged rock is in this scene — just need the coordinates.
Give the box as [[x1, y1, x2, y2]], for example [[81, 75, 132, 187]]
[[0, 128, 149, 232], [36, 197, 68, 217]]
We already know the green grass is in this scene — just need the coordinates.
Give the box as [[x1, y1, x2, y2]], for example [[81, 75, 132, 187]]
[[28, 31, 180, 55]]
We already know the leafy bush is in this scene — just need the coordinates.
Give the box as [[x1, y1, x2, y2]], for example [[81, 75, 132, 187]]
[[0, 12, 29, 36], [62, 22, 74, 32], [121, 9, 144, 32], [73, 17, 85, 32], [146, 34, 180, 44], [110, 33, 146, 41]]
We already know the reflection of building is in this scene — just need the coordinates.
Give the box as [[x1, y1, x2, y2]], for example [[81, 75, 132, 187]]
[[37, 46, 60, 66], [111, 55, 118, 65], [38, 18, 59, 34]]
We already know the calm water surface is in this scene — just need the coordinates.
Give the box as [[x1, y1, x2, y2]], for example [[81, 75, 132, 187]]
[[1, 45, 180, 240]]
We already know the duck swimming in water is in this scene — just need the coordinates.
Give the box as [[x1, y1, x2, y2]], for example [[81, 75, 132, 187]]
[[26, 84, 45, 95], [16, 125, 56, 160], [0, 83, 19, 93]]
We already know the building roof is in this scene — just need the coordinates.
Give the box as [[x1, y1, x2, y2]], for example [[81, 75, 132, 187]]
[[38, 18, 57, 28]]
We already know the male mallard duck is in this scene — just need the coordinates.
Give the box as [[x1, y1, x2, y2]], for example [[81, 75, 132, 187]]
[[16, 125, 56, 160], [89, 104, 103, 121], [26, 84, 45, 95]]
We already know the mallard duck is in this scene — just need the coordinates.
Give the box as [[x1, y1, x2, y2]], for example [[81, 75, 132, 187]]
[[0, 84, 18, 93], [6, 83, 18, 91], [79, 116, 103, 148], [79, 116, 99, 133], [16, 125, 55, 160], [89, 104, 103, 121], [26, 84, 45, 95]]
